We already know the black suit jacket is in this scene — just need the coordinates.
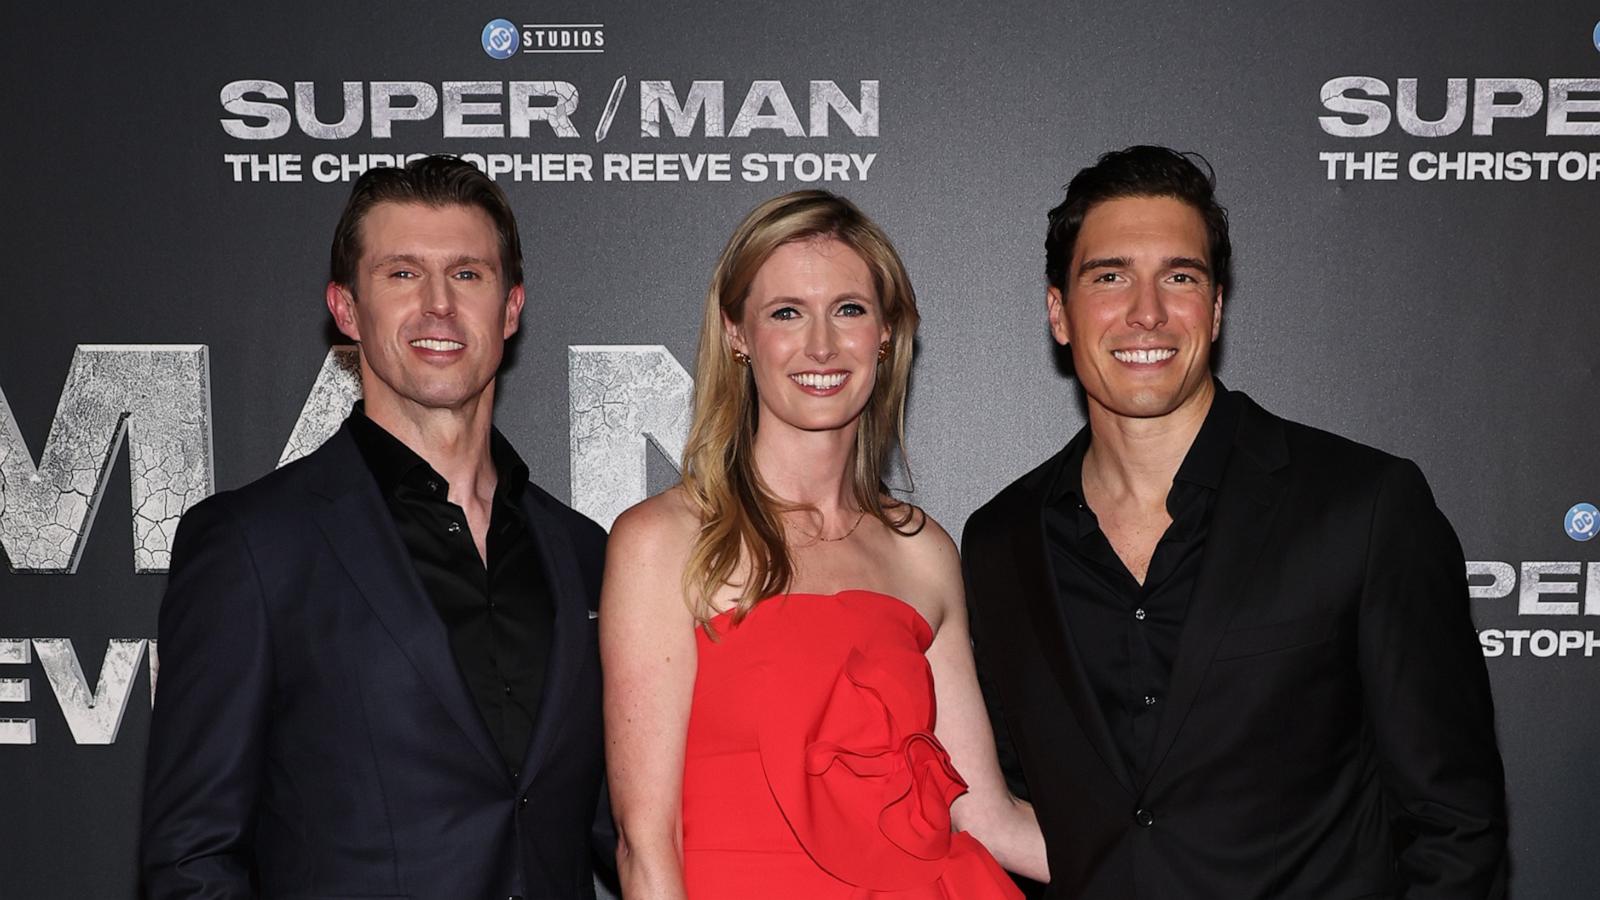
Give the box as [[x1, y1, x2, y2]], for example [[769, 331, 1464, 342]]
[[142, 423, 609, 900], [963, 390, 1507, 900]]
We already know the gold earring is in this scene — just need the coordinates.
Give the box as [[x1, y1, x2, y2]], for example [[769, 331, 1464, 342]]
[[876, 341, 890, 362], [733, 349, 751, 367]]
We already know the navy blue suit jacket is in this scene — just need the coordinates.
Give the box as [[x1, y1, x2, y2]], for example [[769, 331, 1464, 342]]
[[142, 423, 608, 899]]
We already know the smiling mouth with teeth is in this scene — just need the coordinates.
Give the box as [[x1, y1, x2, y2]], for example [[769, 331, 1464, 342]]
[[411, 338, 465, 351], [1111, 348, 1177, 364], [791, 372, 848, 390]]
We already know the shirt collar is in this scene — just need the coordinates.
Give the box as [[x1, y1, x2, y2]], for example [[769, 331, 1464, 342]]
[[346, 401, 529, 507], [1171, 381, 1241, 491], [1046, 379, 1241, 508]]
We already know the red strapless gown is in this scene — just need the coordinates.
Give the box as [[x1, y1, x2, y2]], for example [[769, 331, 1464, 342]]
[[681, 590, 1023, 899]]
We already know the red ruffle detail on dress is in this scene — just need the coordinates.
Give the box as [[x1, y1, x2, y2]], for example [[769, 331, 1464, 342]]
[[737, 593, 1022, 898]]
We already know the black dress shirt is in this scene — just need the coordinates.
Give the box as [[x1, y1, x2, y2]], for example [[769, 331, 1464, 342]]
[[1042, 386, 1241, 783], [347, 404, 552, 775]]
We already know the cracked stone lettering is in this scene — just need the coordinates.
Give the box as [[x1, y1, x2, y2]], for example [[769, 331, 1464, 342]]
[[32, 638, 147, 745], [569, 346, 692, 530], [0, 345, 213, 573], [0, 639, 31, 741], [147, 638, 159, 707], [278, 347, 361, 466], [510, 81, 580, 138]]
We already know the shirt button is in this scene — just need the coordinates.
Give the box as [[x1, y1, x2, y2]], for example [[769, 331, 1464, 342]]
[[1135, 808, 1155, 827], [518, 796, 529, 810], [503, 684, 513, 696], [1144, 695, 1157, 707], [446, 521, 462, 534], [1134, 608, 1147, 621]]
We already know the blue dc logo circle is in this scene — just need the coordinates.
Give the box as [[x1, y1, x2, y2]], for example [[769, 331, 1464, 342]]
[[1566, 503, 1599, 542], [1593, 20, 1600, 53], [483, 19, 519, 60]]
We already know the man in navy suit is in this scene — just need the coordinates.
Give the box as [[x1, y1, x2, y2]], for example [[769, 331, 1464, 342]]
[[142, 156, 609, 899]]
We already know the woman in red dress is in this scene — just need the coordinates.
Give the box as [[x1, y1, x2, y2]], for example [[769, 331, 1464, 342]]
[[601, 191, 1048, 899]]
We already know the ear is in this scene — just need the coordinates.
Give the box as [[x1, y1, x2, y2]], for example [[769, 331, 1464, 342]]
[[503, 284, 526, 339], [723, 311, 748, 357], [1046, 286, 1070, 346], [1210, 286, 1224, 342], [326, 282, 361, 342]]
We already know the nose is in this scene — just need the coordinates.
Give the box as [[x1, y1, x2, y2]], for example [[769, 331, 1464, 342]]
[[421, 274, 455, 318], [804, 316, 838, 364], [1126, 280, 1168, 331]]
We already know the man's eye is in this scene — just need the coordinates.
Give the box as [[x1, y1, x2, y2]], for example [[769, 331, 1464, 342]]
[[1092, 272, 1121, 283], [391, 270, 417, 279], [1170, 272, 1196, 284], [453, 270, 481, 280], [771, 306, 800, 321]]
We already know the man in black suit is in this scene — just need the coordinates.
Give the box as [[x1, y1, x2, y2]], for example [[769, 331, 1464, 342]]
[[142, 156, 609, 899], [963, 146, 1507, 899]]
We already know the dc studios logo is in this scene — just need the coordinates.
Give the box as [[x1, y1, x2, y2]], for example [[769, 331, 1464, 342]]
[[1566, 503, 1599, 542], [481, 18, 605, 58], [482, 19, 520, 59]]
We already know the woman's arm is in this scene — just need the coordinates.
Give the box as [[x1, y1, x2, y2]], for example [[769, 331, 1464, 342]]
[[600, 495, 700, 900], [917, 520, 1051, 883]]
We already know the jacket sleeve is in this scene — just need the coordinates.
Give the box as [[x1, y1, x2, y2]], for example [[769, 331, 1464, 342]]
[[1357, 458, 1508, 899], [961, 514, 1049, 899], [141, 497, 272, 899], [960, 514, 1032, 804]]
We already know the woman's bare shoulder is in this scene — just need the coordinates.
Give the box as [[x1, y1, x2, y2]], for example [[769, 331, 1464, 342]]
[[611, 485, 701, 545], [887, 502, 957, 564]]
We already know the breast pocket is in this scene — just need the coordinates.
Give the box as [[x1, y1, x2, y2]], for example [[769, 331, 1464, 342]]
[[1214, 610, 1339, 661]]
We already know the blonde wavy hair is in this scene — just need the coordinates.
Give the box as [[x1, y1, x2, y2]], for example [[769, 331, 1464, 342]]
[[679, 190, 922, 627]]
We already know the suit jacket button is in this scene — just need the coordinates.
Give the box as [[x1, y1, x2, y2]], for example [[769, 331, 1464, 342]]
[[1134, 807, 1154, 827], [518, 796, 529, 810]]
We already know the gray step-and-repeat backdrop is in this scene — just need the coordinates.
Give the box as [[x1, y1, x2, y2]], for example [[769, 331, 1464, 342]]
[[2, 2, 1596, 896]]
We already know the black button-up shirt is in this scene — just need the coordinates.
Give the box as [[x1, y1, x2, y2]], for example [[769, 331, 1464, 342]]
[[347, 404, 552, 775], [1042, 386, 1240, 783]]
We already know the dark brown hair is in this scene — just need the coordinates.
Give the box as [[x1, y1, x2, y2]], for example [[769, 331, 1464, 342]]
[[1046, 145, 1231, 297], [329, 155, 524, 287]]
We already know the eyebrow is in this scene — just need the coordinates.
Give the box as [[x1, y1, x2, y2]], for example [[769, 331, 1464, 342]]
[[370, 253, 499, 271], [1077, 256, 1130, 276], [1077, 256, 1211, 276], [760, 292, 874, 306]]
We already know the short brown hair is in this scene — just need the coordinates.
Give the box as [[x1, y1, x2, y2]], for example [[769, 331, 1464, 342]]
[[329, 155, 524, 288]]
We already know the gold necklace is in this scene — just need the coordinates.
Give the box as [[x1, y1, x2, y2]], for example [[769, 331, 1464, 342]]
[[815, 510, 868, 543]]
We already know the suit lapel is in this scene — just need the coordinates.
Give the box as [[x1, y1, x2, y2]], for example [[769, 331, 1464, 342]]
[[308, 428, 506, 779], [1009, 438, 1137, 798], [515, 492, 592, 791], [1142, 399, 1290, 788]]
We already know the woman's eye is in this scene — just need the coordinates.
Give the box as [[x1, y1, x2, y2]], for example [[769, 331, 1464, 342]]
[[837, 302, 867, 317], [771, 306, 800, 321]]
